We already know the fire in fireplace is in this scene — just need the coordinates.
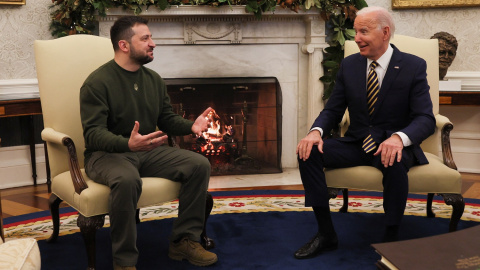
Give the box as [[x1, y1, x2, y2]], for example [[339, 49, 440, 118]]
[[165, 77, 282, 176]]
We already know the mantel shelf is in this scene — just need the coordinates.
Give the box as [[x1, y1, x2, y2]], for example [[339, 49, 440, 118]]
[[99, 6, 320, 18]]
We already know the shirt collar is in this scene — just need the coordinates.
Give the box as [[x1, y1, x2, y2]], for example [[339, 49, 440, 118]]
[[367, 44, 393, 69]]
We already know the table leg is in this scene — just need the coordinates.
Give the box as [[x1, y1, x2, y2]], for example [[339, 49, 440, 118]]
[[28, 116, 37, 186], [0, 191, 4, 242]]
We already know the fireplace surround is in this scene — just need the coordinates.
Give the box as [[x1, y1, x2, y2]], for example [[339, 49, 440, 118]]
[[98, 6, 327, 170]]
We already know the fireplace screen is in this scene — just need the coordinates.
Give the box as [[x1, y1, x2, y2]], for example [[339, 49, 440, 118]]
[[165, 77, 282, 176]]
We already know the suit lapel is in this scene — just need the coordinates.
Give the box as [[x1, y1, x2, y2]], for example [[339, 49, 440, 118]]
[[371, 45, 403, 119], [354, 55, 368, 111]]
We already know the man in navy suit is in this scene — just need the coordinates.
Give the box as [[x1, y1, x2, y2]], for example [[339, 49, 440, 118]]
[[294, 6, 436, 259]]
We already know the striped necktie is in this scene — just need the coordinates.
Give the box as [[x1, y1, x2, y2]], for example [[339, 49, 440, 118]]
[[366, 61, 379, 116], [363, 61, 379, 153]]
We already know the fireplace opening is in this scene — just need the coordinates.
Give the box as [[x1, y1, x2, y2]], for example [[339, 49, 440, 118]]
[[165, 77, 282, 176]]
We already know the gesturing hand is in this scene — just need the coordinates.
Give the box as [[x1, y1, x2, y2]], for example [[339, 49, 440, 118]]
[[192, 107, 214, 136], [128, 121, 168, 152]]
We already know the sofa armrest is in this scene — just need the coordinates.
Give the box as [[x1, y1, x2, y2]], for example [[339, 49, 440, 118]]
[[435, 114, 457, 170], [41, 128, 88, 195]]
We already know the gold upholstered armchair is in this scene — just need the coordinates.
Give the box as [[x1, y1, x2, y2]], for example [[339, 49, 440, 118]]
[[34, 35, 214, 270], [325, 35, 464, 232]]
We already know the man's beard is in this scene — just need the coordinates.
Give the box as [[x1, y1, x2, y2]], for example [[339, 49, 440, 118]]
[[130, 47, 153, 65]]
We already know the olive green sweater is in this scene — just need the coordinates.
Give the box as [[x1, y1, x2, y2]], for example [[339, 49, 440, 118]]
[[80, 60, 193, 160]]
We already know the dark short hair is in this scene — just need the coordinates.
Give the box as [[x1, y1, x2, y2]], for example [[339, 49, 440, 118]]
[[110, 16, 149, 51]]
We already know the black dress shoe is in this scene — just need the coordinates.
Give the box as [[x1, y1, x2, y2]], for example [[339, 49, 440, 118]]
[[383, 225, 399, 242], [294, 233, 338, 259]]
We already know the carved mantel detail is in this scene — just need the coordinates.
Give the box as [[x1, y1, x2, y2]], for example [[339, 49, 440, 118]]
[[184, 21, 242, 44]]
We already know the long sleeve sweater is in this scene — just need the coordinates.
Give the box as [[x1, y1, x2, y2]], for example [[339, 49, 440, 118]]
[[80, 60, 193, 160]]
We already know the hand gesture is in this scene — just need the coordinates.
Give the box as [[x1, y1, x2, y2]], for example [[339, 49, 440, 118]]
[[192, 107, 214, 136], [128, 121, 168, 152]]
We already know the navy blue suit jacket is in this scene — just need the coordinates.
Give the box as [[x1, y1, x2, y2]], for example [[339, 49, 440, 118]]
[[312, 44, 436, 165]]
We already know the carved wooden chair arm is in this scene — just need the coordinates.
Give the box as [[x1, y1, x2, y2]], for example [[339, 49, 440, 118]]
[[435, 114, 457, 170], [41, 128, 88, 195]]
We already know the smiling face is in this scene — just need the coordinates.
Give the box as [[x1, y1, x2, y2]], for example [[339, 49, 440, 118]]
[[128, 23, 156, 65], [353, 11, 390, 61]]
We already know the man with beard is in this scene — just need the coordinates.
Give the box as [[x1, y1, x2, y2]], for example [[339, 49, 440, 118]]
[[80, 16, 218, 269], [431, 31, 458, 80]]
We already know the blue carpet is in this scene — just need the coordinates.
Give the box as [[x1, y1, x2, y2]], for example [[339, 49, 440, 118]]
[[7, 191, 479, 270]]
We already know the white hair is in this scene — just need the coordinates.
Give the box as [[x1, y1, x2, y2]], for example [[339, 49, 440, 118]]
[[357, 6, 396, 40]]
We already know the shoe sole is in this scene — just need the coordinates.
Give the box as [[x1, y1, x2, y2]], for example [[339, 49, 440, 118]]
[[168, 251, 218, 266], [294, 244, 338, 259]]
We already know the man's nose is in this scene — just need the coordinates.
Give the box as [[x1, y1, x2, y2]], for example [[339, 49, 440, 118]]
[[149, 39, 156, 48]]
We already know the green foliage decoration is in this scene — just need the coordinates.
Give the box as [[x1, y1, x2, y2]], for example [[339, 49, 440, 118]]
[[49, 0, 367, 99]]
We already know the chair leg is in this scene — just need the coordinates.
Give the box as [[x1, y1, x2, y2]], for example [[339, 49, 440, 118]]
[[327, 188, 349, 213], [440, 193, 465, 232], [426, 193, 436, 218], [339, 189, 349, 213], [201, 191, 215, 250], [135, 209, 141, 224], [77, 214, 105, 270], [47, 194, 63, 243]]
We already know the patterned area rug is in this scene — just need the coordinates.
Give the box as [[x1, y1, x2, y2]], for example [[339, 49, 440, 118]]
[[5, 191, 480, 241]]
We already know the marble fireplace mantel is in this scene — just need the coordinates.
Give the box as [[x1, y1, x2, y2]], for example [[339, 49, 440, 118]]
[[98, 6, 328, 168]]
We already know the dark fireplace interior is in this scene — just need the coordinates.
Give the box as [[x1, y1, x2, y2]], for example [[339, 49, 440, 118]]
[[165, 77, 282, 176]]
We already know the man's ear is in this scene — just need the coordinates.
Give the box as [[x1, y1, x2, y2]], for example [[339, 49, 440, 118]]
[[383, 26, 390, 41], [118, 40, 129, 52]]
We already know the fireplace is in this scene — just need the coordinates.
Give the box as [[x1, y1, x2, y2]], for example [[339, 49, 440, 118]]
[[165, 77, 282, 175], [98, 7, 328, 173]]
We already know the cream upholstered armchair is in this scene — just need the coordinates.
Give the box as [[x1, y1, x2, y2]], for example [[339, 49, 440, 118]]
[[34, 35, 214, 270], [325, 35, 464, 232]]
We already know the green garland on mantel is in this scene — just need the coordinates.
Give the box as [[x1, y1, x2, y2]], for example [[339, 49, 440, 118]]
[[49, 0, 367, 99]]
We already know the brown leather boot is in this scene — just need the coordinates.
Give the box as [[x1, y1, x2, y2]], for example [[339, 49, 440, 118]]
[[168, 237, 218, 266]]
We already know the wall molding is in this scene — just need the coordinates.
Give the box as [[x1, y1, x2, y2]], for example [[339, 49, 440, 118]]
[[0, 144, 47, 189], [444, 71, 480, 91], [0, 79, 39, 100]]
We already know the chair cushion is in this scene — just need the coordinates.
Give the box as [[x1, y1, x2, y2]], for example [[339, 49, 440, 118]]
[[0, 238, 41, 270], [52, 169, 181, 217], [325, 152, 462, 194]]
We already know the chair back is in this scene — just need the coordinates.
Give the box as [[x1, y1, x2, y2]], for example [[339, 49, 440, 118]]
[[34, 35, 114, 178], [344, 35, 440, 155]]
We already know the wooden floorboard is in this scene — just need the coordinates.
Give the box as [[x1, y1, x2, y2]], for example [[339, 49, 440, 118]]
[[1, 172, 480, 219]]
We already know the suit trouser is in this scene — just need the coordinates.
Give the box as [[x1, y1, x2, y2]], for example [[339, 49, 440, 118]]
[[298, 138, 415, 227], [85, 146, 211, 266]]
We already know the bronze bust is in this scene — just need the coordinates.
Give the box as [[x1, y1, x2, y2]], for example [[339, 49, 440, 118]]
[[431, 32, 458, 80]]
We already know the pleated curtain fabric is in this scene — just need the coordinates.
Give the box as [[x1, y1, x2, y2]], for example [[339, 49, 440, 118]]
[[362, 61, 379, 153]]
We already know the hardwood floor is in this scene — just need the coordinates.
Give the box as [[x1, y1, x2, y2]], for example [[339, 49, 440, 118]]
[[1, 172, 480, 219]]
